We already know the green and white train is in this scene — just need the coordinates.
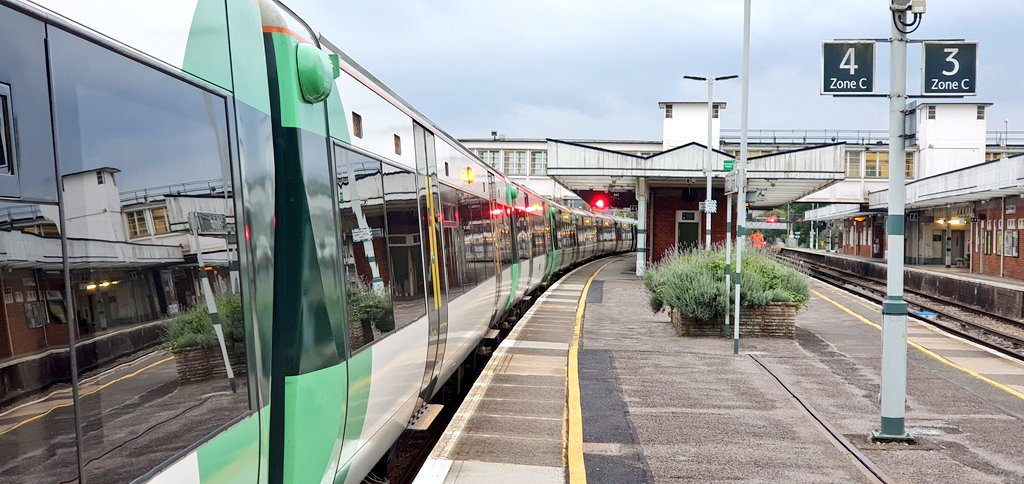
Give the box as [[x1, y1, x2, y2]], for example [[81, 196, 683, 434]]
[[0, 1, 635, 482]]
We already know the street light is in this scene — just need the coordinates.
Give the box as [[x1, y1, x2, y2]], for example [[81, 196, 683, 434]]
[[685, 74, 738, 249]]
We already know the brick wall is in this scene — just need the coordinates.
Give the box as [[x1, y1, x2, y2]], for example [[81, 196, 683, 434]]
[[648, 187, 736, 264], [839, 216, 884, 259], [970, 196, 1024, 280], [670, 303, 796, 338], [1, 269, 70, 358]]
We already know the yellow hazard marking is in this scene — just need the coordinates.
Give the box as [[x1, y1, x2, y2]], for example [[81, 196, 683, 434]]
[[567, 259, 615, 484], [0, 355, 174, 437], [812, 289, 1024, 401]]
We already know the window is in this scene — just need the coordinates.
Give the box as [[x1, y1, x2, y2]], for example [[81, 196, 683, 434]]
[[712, 104, 720, 119], [845, 151, 862, 178], [0, 86, 13, 175], [479, 150, 500, 168], [459, 190, 493, 285], [905, 152, 915, 179], [96, 170, 104, 184], [504, 150, 527, 175], [927, 105, 936, 120], [864, 151, 889, 179], [49, 27, 244, 482], [439, 184, 464, 298], [125, 210, 150, 238], [977, 105, 985, 120], [381, 162, 425, 329], [336, 145, 397, 351], [394, 134, 402, 155], [530, 150, 547, 175], [151, 206, 169, 235], [352, 111, 363, 138], [665, 104, 673, 118]]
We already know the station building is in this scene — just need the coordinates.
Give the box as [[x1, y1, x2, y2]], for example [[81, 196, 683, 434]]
[[461, 100, 1024, 280], [463, 102, 847, 275]]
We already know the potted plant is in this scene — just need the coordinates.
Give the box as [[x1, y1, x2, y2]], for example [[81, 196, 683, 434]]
[[346, 282, 395, 348], [165, 307, 220, 383], [165, 294, 248, 383], [644, 247, 808, 338]]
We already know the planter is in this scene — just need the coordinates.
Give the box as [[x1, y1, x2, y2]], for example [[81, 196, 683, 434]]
[[670, 302, 797, 338], [172, 346, 221, 383]]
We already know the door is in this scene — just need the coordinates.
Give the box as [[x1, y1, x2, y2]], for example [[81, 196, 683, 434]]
[[676, 210, 699, 250], [414, 123, 448, 401]]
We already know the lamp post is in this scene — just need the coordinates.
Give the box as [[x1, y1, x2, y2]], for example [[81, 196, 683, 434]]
[[685, 74, 737, 249]]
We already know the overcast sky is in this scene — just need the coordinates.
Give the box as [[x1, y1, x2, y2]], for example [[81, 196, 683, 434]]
[[287, 1, 1021, 141]]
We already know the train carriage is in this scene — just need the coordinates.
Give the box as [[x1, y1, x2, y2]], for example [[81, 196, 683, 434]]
[[0, 1, 635, 483]]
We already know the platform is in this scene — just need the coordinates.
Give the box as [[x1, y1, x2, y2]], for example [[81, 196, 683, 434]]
[[416, 255, 1024, 483], [782, 247, 1024, 321], [786, 247, 1024, 292]]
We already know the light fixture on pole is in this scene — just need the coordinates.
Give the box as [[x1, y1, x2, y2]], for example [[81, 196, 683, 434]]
[[685, 74, 737, 250]]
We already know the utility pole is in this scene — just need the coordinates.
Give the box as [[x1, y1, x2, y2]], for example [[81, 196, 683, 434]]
[[685, 74, 737, 250], [733, 0, 750, 355], [875, 0, 916, 442]]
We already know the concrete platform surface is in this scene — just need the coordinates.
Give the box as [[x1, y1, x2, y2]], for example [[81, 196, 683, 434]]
[[419, 254, 1024, 483], [583, 257, 1024, 483]]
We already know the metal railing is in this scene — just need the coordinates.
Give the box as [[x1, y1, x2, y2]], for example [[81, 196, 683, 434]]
[[120, 178, 229, 205], [720, 129, 889, 145], [721, 128, 1024, 147], [986, 130, 1024, 147]]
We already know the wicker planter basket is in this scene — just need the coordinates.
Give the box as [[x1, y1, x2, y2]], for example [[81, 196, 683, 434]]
[[670, 302, 797, 338]]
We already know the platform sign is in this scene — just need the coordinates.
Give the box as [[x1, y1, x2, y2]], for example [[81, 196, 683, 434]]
[[821, 41, 875, 95], [922, 42, 977, 96], [351, 227, 373, 243]]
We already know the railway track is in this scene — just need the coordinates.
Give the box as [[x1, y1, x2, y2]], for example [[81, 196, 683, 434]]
[[775, 252, 1024, 362]]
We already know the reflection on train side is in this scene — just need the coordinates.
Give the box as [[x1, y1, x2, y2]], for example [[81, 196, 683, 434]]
[[0, 27, 250, 484]]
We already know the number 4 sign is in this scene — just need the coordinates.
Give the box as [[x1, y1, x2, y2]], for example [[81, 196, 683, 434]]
[[821, 41, 875, 95]]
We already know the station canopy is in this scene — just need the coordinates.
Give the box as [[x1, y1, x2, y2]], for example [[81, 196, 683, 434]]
[[546, 139, 845, 208], [868, 153, 1024, 210]]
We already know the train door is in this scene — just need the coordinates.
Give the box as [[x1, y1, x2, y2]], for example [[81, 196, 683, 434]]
[[413, 123, 448, 400], [488, 173, 506, 324]]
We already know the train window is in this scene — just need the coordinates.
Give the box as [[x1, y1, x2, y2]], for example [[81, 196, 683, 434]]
[[381, 162, 426, 330], [0, 85, 12, 175], [516, 195, 530, 261], [531, 205, 546, 257], [337, 145, 396, 351], [459, 190, 492, 287], [439, 184, 464, 298], [0, 201, 77, 482], [49, 27, 247, 482]]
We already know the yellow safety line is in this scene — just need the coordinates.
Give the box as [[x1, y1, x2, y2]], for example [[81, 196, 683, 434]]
[[812, 289, 1024, 401], [0, 355, 174, 437], [567, 259, 615, 484]]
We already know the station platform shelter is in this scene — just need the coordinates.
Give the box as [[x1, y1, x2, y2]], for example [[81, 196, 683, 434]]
[[545, 139, 845, 276], [806, 152, 1024, 281]]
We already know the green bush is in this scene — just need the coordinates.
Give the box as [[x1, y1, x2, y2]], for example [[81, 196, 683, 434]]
[[165, 295, 245, 351], [643, 246, 808, 322], [348, 283, 395, 333], [165, 306, 218, 350]]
